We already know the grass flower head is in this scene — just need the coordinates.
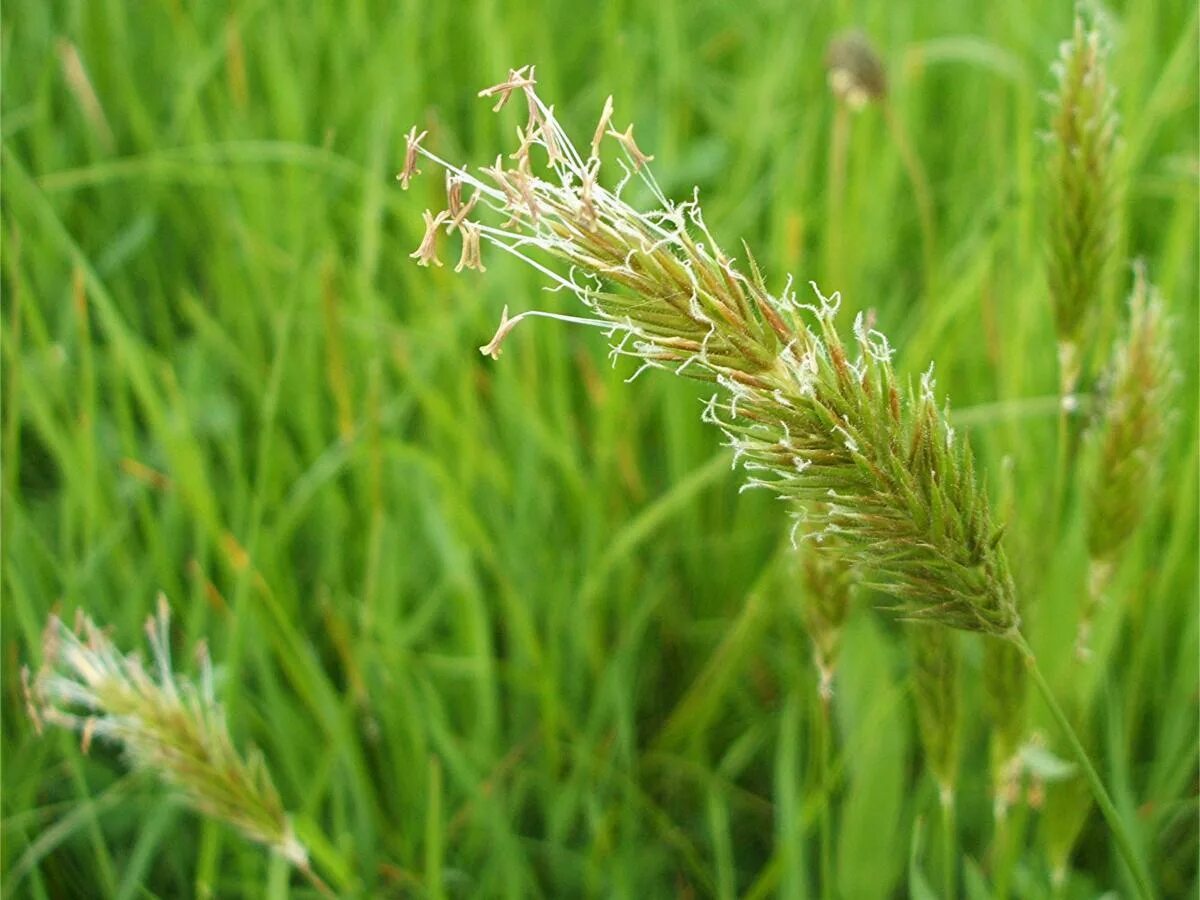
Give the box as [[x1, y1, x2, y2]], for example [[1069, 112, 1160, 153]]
[[23, 598, 310, 873], [402, 72, 1019, 638]]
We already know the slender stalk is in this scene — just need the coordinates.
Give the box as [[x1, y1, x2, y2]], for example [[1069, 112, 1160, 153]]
[[816, 695, 835, 900], [882, 102, 936, 298], [1009, 632, 1154, 900], [1048, 391, 1074, 544], [299, 863, 335, 899], [939, 789, 957, 900], [992, 804, 1010, 900], [825, 103, 851, 291]]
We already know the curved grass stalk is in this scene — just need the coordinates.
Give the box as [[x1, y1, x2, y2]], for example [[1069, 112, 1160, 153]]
[[1008, 632, 1153, 900]]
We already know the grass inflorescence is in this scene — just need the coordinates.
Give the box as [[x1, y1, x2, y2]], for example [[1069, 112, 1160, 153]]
[[22, 599, 332, 895], [1045, 14, 1119, 396], [403, 72, 1020, 641]]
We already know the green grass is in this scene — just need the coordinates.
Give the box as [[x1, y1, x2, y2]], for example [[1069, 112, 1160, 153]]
[[2, 1, 1196, 897]]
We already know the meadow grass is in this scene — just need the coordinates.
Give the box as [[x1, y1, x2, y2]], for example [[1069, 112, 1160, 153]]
[[3, 1, 1197, 898]]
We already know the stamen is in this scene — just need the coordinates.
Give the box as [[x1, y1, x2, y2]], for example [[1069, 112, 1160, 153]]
[[541, 105, 563, 167], [455, 221, 487, 273], [591, 95, 614, 159], [397, 126, 428, 190], [410, 209, 451, 267], [606, 123, 654, 172], [480, 305, 619, 360], [478, 65, 536, 112], [447, 187, 481, 232]]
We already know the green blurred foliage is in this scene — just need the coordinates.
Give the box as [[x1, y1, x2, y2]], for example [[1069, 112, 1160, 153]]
[[2, 0, 1196, 897]]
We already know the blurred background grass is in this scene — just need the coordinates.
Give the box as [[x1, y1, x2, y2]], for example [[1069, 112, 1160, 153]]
[[2, 0, 1196, 897]]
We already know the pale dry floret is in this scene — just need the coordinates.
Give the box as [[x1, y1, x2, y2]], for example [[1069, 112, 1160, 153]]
[[24, 598, 310, 874]]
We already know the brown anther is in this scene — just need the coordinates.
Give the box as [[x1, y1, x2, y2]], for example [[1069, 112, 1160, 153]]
[[606, 123, 654, 172], [455, 221, 487, 273], [481, 155, 525, 225], [81, 716, 97, 754], [541, 105, 562, 167], [578, 158, 600, 230], [522, 66, 542, 131], [479, 305, 516, 359], [448, 187, 481, 232], [410, 209, 451, 267], [510, 124, 537, 171], [591, 95, 614, 159], [446, 173, 464, 216], [481, 154, 514, 195], [478, 65, 536, 112], [397, 126, 428, 190], [509, 169, 541, 224]]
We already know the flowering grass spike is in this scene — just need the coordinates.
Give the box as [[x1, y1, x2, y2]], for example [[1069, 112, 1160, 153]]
[[23, 599, 326, 893], [401, 70, 1019, 638]]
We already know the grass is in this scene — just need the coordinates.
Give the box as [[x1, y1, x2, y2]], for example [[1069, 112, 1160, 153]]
[[2, 1, 1197, 897]]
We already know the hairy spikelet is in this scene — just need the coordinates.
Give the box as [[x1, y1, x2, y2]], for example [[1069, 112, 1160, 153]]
[[1076, 266, 1174, 656], [402, 71, 1018, 637], [1085, 266, 1173, 566], [910, 626, 961, 800], [1045, 15, 1118, 393], [23, 598, 308, 870]]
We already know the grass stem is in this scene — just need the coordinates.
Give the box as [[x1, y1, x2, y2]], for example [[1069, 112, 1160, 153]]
[[825, 103, 851, 291], [1010, 633, 1154, 900], [883, 102, 936, 299], [816, 695, 835, 900], [940, 789, 956, 900]]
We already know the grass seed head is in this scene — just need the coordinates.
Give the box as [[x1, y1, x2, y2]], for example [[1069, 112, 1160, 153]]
[[1085, 264, 1174, 566], [23, 598, 308, 871], [402, 70, 1020, 638], [824, 30, 888, 110], [1045, 14, 1119, 392]]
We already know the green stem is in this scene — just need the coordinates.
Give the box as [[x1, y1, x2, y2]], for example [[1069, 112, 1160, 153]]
[[825, 103, 851, 294], [940, 788, 957, 900], [299, 863, 336, 899], [816, 695, 835, 900], [992, 802, 1010, 900], [1049, 348, 1084, 541], [990, 768, 1030, 900], [1010, 633, 1154, 900], [1048, 393, 1071, 541], [883, 101, 937, 302]]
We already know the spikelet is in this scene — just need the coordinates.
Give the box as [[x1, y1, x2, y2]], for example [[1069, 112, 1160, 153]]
[[1074, 265, 1174, 658], [1085, 265, 1173, 568], [1045, 15, 1119, 395], [23, 598, 310, 873]]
